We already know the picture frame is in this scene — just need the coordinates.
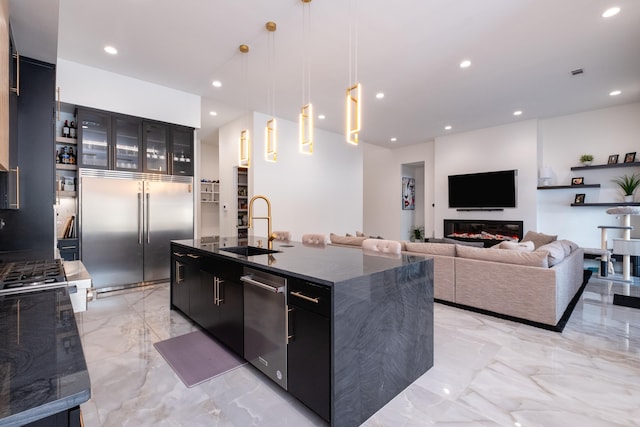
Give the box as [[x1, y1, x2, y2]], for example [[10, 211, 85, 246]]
[[402, 177, 415, 210], [624, 152, 636, 163], [608, 154, 619, 164], [574, 193, 585, 204], [571, 177, 584, 186]]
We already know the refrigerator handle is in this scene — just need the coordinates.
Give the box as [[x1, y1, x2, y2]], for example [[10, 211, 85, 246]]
[[138, 192, 143, 244], [146, 192, 151, 244]]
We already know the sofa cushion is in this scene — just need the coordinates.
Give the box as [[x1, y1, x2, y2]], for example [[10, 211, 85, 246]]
[[497, 240, 535, 252], [443, 237, 484, 247], [329, 233, 367, 246], [404, 241, 456, 257], [456, 244, 549, 268], [536, 241, 569, 266], [521, 230, 557, 249], [557, 239, 578, 256]]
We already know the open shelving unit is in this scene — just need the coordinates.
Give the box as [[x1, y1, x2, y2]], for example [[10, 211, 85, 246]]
[[236, 167, 249, 243]]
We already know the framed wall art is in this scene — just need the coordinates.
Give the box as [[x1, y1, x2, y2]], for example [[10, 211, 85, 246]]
[[402, 177, 415, 210]]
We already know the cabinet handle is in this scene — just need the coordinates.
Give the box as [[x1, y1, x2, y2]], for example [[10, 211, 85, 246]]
[[10, 52, 19, 96], [9, 167, 19, 209], [175, 261, 184, 283], [290, 291, 319, 304], [217, 278, 224, 305], [213, 277, 218, 305], [186, 253, 201, 259], [286, 307, 294, 344], [57, 87, 61, 121], [172, 252, 185, 257]]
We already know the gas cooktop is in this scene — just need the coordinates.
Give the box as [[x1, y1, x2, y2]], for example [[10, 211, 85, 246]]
[[0, 259, 67, 294]]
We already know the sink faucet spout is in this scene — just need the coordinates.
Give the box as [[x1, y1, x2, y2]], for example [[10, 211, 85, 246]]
[[247, 195, 277, 250]]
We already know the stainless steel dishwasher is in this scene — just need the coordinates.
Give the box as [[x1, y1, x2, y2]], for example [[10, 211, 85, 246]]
[[240, 267, 288, 390]]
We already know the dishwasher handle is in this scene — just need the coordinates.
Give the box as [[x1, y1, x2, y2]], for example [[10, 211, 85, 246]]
[[240, 275, 285, 293]]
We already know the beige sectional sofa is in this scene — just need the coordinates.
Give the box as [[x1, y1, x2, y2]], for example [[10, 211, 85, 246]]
[[329, 233, 585, 330]]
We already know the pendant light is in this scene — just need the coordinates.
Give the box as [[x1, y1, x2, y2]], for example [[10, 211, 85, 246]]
[[346, 0, 361, 145], [299, 0, 314, 155], [265, 22, 278, 162], [239, 44, 251, 167]]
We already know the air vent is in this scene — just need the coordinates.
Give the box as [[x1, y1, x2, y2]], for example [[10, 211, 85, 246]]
[[571, 68, 584, 76]]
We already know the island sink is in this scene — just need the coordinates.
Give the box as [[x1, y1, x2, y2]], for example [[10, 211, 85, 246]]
[[219, 246, 281, 256]]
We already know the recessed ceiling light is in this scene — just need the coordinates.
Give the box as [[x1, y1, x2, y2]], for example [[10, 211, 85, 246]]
[[104, 45, 118, 55], [459, 60, 471, 68], [376, 92, 385, 99], [212, 80, 222, 88], [209, 111, 218, 116], [609, 90, 622, 96], [445, 125, 452, 130], [602, 7, 620, 18], [390, 137, 397, 142], [318, 114, 326, 120], [513, 110, 523, 116]]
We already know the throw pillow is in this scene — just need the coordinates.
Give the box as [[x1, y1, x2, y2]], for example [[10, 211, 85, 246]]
[[536, 241, 566, 266], [521, 230, 557, 249], [443, 237, 484, 247], [557, 239, 578, 256], [497, 241, 535, 252]]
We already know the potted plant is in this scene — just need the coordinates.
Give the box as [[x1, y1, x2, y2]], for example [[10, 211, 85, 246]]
[[612, 173, 640, 202], [580, 154, 594, 166], [410, 225, 425, 242]]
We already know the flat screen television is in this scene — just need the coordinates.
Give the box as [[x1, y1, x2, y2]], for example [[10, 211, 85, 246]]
[[448, 169, 517, 209]]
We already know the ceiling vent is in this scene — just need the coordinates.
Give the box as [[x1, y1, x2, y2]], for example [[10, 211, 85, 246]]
[[571, 68, 584, 76]]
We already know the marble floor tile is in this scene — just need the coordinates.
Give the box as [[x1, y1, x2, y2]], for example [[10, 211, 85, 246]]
[[76, 277, 640, 427]]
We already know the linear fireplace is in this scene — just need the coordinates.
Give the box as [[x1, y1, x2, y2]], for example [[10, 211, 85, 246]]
[[443, 219, 524, 247]]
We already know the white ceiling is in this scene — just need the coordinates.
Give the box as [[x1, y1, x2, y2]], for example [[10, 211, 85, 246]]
[[9, 0, 640, 147]]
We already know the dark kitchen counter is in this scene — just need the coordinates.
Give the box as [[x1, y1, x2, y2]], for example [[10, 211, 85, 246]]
[[173, 236, 428, 286], [0, 287, 91, 426]]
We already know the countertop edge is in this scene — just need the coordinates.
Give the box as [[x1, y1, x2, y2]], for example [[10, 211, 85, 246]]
[[1, 388, 91, 427]]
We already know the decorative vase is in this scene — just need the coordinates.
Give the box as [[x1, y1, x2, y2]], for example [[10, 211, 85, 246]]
[[581, 160, 592, 166], [624, 195, 634, 203]]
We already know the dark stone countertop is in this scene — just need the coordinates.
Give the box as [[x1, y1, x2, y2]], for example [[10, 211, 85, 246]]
[[0, 287, 91, 426], [173, 236, 428, 286]]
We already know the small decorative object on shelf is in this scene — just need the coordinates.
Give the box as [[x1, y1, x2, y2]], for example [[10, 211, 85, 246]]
[[608, 154, 619, 164], [571, 177, 584, 186], [579, 154, 594, 166], [612, 173, 640, 202], [574, 193, 585, 204], [624, 152, 636, 163]]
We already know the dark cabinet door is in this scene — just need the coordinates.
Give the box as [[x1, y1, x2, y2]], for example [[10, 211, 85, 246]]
[[199, 257, 244, 355], [170, 126, 193, 176], [287, 280, 331, 422], [192, 270, 217, 331], [78, 109, 111, 169], [142, 121, 168, 173], [170, 252, 198, 315], [113, 115, 142, 171]]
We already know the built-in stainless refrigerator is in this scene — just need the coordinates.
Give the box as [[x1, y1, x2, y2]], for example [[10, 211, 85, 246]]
[[79, 169, 194, 291]]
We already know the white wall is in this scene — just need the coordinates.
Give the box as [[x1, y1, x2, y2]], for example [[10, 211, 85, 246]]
[[363, 142, 434, 240], [218, 112, 363, 241], [251, 112, 363, 241], [56, 59, 201, 128], [433, 120, 539, 238], [538, 103, 640, 248]]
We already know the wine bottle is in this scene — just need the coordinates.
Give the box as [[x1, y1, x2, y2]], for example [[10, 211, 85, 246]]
[[70, 121, 77, 139], [63, 120, 70, 138]]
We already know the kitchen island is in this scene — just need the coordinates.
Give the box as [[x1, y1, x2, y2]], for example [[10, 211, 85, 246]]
[[171, 237, 433, 427], [0, 286, 91, 426]]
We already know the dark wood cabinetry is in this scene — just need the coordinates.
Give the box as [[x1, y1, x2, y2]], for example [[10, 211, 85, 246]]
[[170, 245, 244, 355], [287, 278, 331, 422], [77, 107, 193, 175], [0, 57, 56, 260]]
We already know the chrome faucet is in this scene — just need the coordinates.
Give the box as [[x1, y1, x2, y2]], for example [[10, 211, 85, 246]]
[[248, 195, 277, 250]]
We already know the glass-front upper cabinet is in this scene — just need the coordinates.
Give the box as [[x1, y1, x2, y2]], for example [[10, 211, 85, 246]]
[[78, 109, 111, 169], [113, 116, 142, 171], [143, 122, 168, 173], [171, 126, 194, 176]]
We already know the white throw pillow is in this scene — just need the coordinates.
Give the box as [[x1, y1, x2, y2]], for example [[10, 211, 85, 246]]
[[498, 241, 535, 252]]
